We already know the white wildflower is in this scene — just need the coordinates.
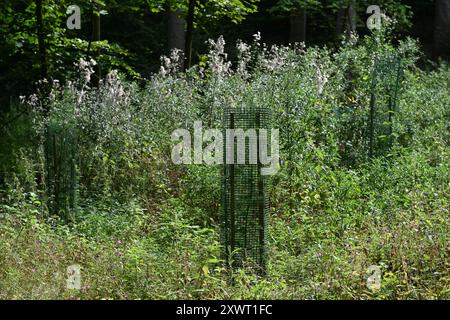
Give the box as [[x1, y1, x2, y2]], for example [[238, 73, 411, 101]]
[[236, 39, 251, 76], [261, 45, 289, 73], [253, 32, 261, 42], [315, 63, 329, 95], [207, 35, 231, 77], [159, 48, 183, 76], [76, 58, 96, 85]]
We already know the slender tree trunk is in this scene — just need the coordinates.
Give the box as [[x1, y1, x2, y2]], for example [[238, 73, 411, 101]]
[[345, 4, 356, 38], [184, 0, 195, 70], [92, 12, 101, 87], [35, 0, 47, 80], [336, 4, 356, 39], [433, 0, 450, 58], [289, 9, 306, 44], [35, 0, 50, 196], [168, 8, 185, 69], [336, 7, 345, 36], [168, 9, 185, 51]]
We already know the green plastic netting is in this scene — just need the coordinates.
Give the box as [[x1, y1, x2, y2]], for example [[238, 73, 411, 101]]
[[368, 53, 404, 157], [221, 106, 271, 274], [45, 123, 78, 221]]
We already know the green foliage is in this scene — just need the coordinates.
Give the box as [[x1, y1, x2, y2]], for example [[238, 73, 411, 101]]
[[147, 0, 259, 25], [0, 0, 141, 109], [0, 31, 448, 299], [270, 0, 321, 13]]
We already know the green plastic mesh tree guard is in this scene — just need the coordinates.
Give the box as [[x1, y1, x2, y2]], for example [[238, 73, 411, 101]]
[[221, 106, 271, 274], [368, 54, 404, 157], [45, 123, 78, 221]]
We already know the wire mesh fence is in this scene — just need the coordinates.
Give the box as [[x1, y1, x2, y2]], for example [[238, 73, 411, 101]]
[[367, 53, 404, 158], [44, 123, 78, 221], [221, 106, 271, 274]]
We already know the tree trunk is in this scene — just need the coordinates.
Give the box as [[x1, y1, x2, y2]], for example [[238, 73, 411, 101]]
[[184, 0, 195, 70], [168, 9, 185, 69], [336, 4, 356, 39], [168, 9, 185, 51], [289, 9, 306, 44], [433, 0, 450, 58], [92, 12, 101, 87], [35, 0, 47, 80], [336, 7, 345, 36], [345, 4, 356, 38]]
